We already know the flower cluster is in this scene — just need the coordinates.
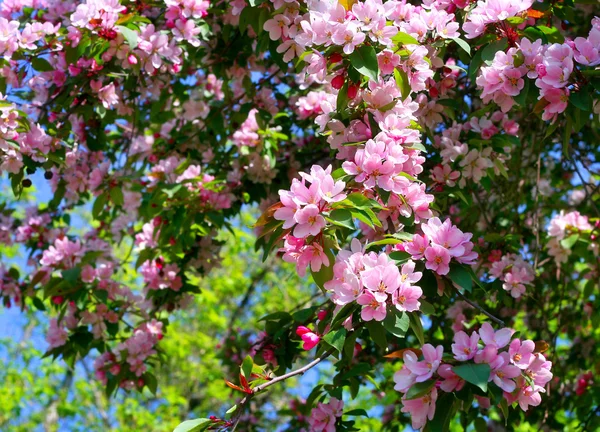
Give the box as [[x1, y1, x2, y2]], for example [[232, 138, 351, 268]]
[[325, 239, 423, 321], [394, 323, 553, 429], [463, 0, 533, 39], [489, 253, 535, 298], [477, 19, 600, 120], [546, 211, 593, 264], [404, 217, 477, 276]]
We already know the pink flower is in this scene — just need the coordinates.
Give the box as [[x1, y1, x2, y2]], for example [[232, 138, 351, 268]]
[[332, 22, 365, 55], [438, 364, 464, 392], [451, 331, 479, 361], [478, 322, 513, 349], [405, 344, 444, 382], [516, 380, 542, 411], [405, 234, 429, 260], [525, 353, 553, 387], [46, 318, 68, 349], [401, 387, 437, 430], [501, 68, 524, 96], [490, 352, 521, 392], [308, 398, 343, 432], [509, 339, 535, 369], [393, 363, 417, 393], [293, 204, 326, 238], [502, 269, 527, 298], [296, 326, 320, 350], [362, 263, 400, 301], [377, 49, 400, 75], [357, 290, 387, 321], [424, 244, 451, 275], [263, 14, 290, 40]]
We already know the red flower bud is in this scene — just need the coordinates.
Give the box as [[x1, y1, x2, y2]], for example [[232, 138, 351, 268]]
[[347, 84, 358, 99], [329, 52, 343, 64], [331, 74, 345, 90]]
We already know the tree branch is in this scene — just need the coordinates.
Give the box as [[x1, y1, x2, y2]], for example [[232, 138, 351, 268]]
[[456, 290, 505, 328], [230, 348, 335, 431]]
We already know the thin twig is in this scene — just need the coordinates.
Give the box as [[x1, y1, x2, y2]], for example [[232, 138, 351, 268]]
[[230, 348, 335, 431], [456, 290, 505, 327]]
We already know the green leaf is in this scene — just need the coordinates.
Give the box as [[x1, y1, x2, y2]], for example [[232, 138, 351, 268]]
[[408, 312, 425, 346], [451, 38, 471, 56], [241, 355, 253, 379], [392, 31, 419, 46], [570, 88, 593, 112], [115, 25, 138, 49], [349, 45, 379, 82], [110, 187, 124, 207], [448, 265, 472, 292], [328, 208, 355, 230], [32, 297, 46, 311], [144, 372, 158, 395], [32, 57, 53, 72], [365, 320, 387, 350], [383, 308, 409, 339], [345, 408, 369, 417], [523, 27, 547, 44], [62, 267, 81, 286], [560, 233, 579, 249], [311, 247, 335, 292], [389, 251, 411, 262], [499, 398, 509, 425], [394, 68, 410, 99], [322, 328, 347, 354], [453, 363, 491, 392], [428, 393, 456, 432], [173, 418, 211, 432], [537, 25, 565, 43], [481, 38, 508, 65], [405, 379, 436, 400], [92, 192, 108, 219], [336, 81, 349, 112]]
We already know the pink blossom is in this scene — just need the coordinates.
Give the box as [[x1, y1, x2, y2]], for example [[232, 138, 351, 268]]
[[438, 364, 464, 392], [478, 322, 513, 349], [296, 326, 320, 350], [452, 330, 479, 361], [332, 22, 365, 55], [293, 204, 326, 238], [357, 290, 387, 321], [401, 387, 437, 430], [424, 244, 451, 275], [509, 339, 535, 369]]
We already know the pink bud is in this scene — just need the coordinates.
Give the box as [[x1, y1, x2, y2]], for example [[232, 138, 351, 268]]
[[301, 333, 320, 350], [317, 310, 328, 321], [296, 326, 312, 337], [127, 54, 138, 65]]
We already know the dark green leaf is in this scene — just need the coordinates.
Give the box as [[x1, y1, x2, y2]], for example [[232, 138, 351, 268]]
[[383, 308, 409, 339], [349, 45, 379, 82], [408, 312, 425, 346], [32, 57, 53, 72], [323, 328, 347, 354], [453, 363, 491, 392], [405, 379, 436, 400], [365, 320, 387, 350], [448, 265, 472, 292]]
